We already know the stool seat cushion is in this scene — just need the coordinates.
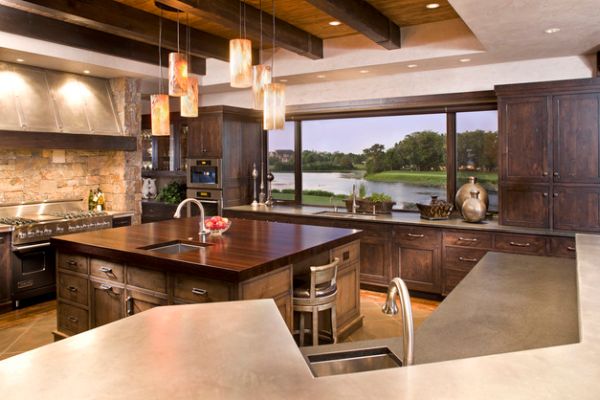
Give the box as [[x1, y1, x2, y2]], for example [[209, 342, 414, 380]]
[[293, 278, 337, 298]]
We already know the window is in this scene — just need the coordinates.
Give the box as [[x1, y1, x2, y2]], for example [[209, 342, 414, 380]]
[[456, 110, 499, 211], [300, 114, 446, 210], [268, 121, 295, 201]]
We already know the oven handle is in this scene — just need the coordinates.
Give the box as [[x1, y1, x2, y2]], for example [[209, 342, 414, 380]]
[[197, 200, 220, 204], [13, 242, 51, 251]]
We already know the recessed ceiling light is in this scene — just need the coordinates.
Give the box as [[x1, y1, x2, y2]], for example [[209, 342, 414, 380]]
[[426, 3, 440, 9], [329, 21, 341, 26], [544, 27, 560, 34], [407, 64, 418, 68], [279, 79, 288, 82], [16, 58, 24, 63], [359, 70, 369, 74], [317, 74, 326, 78], [459, 58, 471, 63], [83, 70, 91, 74]]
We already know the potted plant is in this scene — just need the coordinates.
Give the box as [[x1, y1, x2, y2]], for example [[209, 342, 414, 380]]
[[344, 183, 367, 212], [357, 192, 396, 214]]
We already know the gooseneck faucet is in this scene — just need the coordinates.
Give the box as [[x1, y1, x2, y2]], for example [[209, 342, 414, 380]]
[[382, 277, 414, 366], [173, 198, 208, 236]]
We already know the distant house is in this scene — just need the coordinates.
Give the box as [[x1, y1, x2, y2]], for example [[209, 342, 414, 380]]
[[269, 149, 294, 163]]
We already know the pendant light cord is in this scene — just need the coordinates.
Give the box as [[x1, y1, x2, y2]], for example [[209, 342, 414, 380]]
[[259, 0, 262, 64], [243, 1, 247, 39], [271, 0, 275, 74], [186, 13, 191, 71], [158, 10, 163, 94], [177, 11, 180, 53]]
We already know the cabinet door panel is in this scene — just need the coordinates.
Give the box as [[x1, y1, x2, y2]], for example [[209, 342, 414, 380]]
[[500, 183, 550, 228], [553, 94, 600, 183], [500, 97, 550, 181], [125, 289, 168, 316], [90, 280, 124, 328], [336, 262, 360, 327], [553, 185, 600, 232], [397, 246, 440, 293], [360, 234, 391, 286], [549, 237, 576, 258], [187, 115, 222, 158]]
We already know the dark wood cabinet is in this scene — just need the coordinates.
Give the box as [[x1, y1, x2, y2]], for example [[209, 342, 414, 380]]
[[187, 114, 223, 158], [497, 78, 600, 232], [359, 231, 392, 288], [90, 280, 124, 327], [0, 234, 11, 312], [393, 226, 441, 294], [125, 289, 168, 316]]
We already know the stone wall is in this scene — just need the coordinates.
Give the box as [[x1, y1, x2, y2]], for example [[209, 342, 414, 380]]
[[0, 77, 143, 224]]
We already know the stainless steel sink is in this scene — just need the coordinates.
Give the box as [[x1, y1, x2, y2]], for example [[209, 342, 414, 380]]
[[305, 347, 402, 377], [313, 211, 378, 220], [139, 240, 212, 255]]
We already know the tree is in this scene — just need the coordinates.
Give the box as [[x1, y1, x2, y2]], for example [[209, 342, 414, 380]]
[[363, 144, 386, 174]]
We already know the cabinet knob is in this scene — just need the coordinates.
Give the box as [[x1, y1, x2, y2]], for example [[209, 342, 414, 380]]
[[99, 266, 113, 274], [553, 172, 559, 177], [543, 193, 548, 197], [126, 296, 134, 316], [407, 233, 425, 239], [553, 193, 559, 197], [542, 172, 548, 176], [192, 287, 208, 296]]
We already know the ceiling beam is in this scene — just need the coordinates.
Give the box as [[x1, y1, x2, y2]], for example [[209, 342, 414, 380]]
[[0, 5, 206, 74], [157, 0, 324, 60], [0, 0, 230, 62], [304, 0, 401, 49]]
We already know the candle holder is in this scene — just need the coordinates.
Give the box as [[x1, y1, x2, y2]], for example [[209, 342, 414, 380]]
[[265, 170, 275, 207], [251, 163, 258, 207]]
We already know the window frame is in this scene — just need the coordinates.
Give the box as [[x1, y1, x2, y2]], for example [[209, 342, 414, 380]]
[[266, 91, 497, 209]]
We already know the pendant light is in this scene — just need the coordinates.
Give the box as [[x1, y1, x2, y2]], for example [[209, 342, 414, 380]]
[[252, 0, 271, 109], [168, 11, 188, 96], [151, 10, 170, 136], [230, 1, 252, 88], [181, 13, 198, 117], [263, 0, 285, 130]]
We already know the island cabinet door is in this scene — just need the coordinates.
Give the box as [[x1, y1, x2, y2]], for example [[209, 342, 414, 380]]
[[90, 280, 125, 328], [125, 289, 168, 316]]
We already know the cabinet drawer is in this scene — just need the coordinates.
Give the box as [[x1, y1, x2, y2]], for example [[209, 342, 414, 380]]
[[394, 226, 441, 248], [444, 247, 488, 270], [57, 253, 88, 274], [241, 266, 291, 300], [443, 231, 492, 249], [442, 268, 470, 296], [173, 274, 232, 303], [331, 241, 360, 267], [57, 302, 89, 335], [126, 265, 167, 293], [494, 233, 547, 255], [57, 273, 88, 306], [90, 258, 125, 283], [549, 237, 576, 258]]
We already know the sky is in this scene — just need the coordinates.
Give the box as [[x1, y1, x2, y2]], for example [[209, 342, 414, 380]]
[[268, 110, 498, 154]]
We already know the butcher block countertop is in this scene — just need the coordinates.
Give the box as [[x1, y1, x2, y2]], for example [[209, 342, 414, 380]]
[[50, 217, 361, 282]]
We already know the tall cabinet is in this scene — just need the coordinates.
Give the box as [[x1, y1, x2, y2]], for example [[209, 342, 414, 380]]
[[497, 78, 600, 232]]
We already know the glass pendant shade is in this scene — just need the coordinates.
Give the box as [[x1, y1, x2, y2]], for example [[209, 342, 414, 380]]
[[229, 38, 252, 88], [180, 76, 199, 117], [150, 94, 170, 136], [168, 52, 188, 96], [263, 83, 286, 130], [252, 64, 272, 110]]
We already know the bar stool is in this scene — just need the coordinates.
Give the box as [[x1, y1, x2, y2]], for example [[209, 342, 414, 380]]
[[293, 258, 339, 346]]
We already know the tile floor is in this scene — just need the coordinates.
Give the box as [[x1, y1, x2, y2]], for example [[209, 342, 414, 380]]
[[0, 291, 439, 360]]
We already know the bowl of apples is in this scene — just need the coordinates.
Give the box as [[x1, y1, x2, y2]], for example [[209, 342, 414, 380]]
[[204, 216, 231, 235]]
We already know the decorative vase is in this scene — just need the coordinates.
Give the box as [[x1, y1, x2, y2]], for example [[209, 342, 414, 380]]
[[461, 190, 487, 223], [455, 176, 488, 213], [416, 195, 453, 220]]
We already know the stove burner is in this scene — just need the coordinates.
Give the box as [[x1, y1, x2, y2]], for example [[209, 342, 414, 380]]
[[52, 210, 108, 219], [0, 217, 37, 226]]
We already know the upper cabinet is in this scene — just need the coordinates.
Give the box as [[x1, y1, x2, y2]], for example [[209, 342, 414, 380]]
[[497, 78, 600, 231], [187, 114, 223, 159]]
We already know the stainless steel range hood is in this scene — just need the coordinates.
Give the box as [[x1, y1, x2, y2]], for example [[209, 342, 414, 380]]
[[0, 62, 121, 135]]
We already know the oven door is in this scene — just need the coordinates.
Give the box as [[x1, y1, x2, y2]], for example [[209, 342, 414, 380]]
[[186, 189, 222, 217], [187, 159, 222, 189], [11, 242, 56, 300]]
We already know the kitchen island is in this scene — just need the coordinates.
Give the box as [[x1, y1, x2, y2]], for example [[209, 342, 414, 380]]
[[50, 217, 362, 339], [0, 234, 596, 399]]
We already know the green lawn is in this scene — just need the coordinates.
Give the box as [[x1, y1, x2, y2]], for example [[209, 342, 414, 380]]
[[272, 192, 347, 206], [367, 170, 498, 187]]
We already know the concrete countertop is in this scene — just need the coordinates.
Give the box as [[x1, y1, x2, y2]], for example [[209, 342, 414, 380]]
[[225, 204, 576, 237], [1, 234, 598, 399]]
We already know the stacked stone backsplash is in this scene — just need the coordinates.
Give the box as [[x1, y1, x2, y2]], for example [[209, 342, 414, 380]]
[[0, 77, 142, 224]]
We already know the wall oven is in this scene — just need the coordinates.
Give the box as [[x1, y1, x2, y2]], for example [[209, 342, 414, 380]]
[[11, 242, 55, 307], [187, 159, 222, 189], [186, 189, 223, 217]]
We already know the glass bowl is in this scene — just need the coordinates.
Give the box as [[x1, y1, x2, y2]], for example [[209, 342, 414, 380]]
[[204, 219, 232, 235]]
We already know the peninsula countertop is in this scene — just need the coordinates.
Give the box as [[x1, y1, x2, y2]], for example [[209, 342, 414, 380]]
[[50, 217, 361, 282], [2, 234, 597, 399]]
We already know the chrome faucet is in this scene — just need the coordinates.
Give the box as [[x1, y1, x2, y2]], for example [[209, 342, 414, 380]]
[[173, 198, 208, 236], [351, 184, 358, 214], [382, 277, 414, 366]]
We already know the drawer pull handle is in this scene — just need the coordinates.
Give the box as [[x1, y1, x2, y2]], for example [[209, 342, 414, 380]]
[[126, 296, 134, 316], [99, 283, 113, 292], [99, 266, 113, 274], [407, 233, 425, 238], [67, 316, 78, 323], [509, 241, 530, 247], [567, 246, 576, 252], [458, 237, 478, 242], [192, 288, 208, 296], [66, 286, 78, 293], [343, 251, 350, 261], [66, 260, 78, 266], [459, 256, 478, 262]]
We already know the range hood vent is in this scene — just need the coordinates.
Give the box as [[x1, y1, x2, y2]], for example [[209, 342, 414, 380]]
[[0, 62, 121, 135]]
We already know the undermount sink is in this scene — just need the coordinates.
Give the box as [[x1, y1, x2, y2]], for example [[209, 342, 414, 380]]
[[139, 240, 212, 255], [305, 347, 402, 377], [313, 211, 378, 220]]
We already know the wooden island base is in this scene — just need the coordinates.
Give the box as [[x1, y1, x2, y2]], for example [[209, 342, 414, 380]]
[[51, 219, 362, 341]]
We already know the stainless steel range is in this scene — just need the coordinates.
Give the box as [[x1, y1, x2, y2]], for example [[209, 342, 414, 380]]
[[0, 199, 113, 307]]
